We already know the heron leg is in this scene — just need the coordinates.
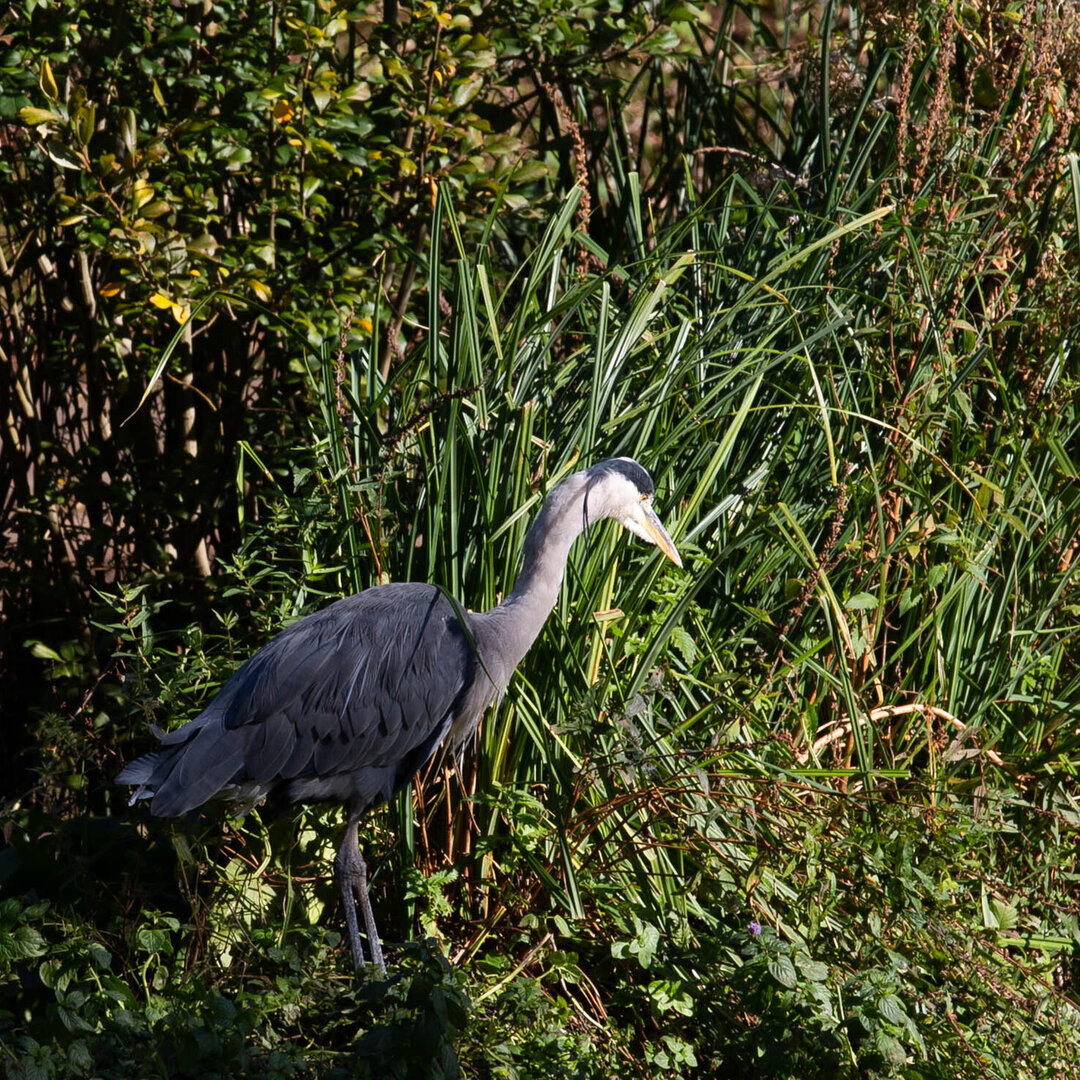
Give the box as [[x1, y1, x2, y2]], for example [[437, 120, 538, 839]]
[[334, 819, 386, 977]]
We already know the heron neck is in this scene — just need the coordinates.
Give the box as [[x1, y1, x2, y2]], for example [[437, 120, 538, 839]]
[[476, 474, 590, 674]]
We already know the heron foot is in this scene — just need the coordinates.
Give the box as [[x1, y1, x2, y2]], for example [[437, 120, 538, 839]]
[[335, 825, 386, 978]]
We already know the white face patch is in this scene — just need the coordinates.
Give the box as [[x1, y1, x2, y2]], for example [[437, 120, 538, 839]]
[[585, 471, 646, 526], [583, 468, 681, 568], [619, 496, 659, 542]]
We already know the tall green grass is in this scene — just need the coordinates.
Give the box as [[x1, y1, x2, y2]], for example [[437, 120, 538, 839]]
[[277, 148, 1079, 959], [265, 22, 1079, 1060]]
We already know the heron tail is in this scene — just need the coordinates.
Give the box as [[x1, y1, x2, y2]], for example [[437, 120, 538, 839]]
[[115, 752, 165, 806]]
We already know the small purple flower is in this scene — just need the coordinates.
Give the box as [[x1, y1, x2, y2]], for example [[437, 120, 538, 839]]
[[748, 920, 762, 937]]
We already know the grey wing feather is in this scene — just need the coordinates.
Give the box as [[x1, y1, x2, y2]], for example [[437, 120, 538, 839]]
[[117, 583, 481, 818]]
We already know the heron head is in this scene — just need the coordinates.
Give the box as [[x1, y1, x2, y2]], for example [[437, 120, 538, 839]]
[[584, 457, 682, 569]]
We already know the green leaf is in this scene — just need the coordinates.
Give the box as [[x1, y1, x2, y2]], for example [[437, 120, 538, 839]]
[[39, 58, 59, 101], [27, 640, 64, 661], [797, 958, 829, 983], [991, 897, 1019, 931], [44, 138, 82, 169], [878, 993, 907, 1025], [845, 591, 878, 611], [669, 625, 697, 665], [0, 924, 47, 962], [120, 107, 137, 153], [768, 954, 797, 989]]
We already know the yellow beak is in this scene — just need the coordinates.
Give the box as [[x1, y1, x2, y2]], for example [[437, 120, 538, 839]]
[[640, 502, 683, 569]]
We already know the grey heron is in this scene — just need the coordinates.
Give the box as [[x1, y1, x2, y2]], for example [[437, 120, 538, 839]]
[[117, 457, 682, 975]]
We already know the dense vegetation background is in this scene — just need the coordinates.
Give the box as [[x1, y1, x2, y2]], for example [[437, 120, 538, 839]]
[[2, 0, 1079, 1076]]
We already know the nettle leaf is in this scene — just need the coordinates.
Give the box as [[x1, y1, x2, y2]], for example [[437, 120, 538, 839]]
[[878, 993, 907, 1025], [670, 625, 697, 665], [926, 562, 949, 590], [991, 898, 1019, 931], [797, 957, 829, 983], [647, 979, 695, 1017], [612, 919, 660, 970], [980, 884, 1018, 930], [768, 954, 797, 989], [0, 924, 47, 962], [631, 922, 661, 969], [874, 1030, 908, 1065]]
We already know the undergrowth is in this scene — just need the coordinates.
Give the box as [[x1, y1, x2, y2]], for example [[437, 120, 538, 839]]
[[4, 1, 1080, 1077]]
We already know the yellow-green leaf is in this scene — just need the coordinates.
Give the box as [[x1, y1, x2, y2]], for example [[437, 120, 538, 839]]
[[133, 178, 155, 209], [186, 233, 219, 256], [20, 106, 60, 126], [341, 82, 372, 103], [121, 107, 137, 154], [75, 104, 96, 147], [39, 59, 59, 102], [248, 278, 272, 302]]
